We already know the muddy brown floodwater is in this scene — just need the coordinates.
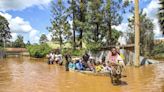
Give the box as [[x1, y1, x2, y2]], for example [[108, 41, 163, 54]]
[[0, 57, 164, 92]]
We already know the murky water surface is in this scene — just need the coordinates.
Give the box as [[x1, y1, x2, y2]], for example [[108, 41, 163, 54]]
[[0, 57, 164, 92]]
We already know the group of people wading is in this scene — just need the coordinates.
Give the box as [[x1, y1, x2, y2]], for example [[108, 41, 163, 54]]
[[47, 51, 63, 65], [47, 47, 125, 84]]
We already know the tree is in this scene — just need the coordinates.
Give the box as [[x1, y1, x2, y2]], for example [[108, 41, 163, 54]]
[[127, 10, 154, 56], [153, 42, 164, 55], [83, 0, 127, 46], [103, 0, 130, 45], [67, 0, 102, 49], [48, 0, 130, 50], [48, 0, 71, 49], [158, 0, 164, 35], [78, 0, 105, 50], [26, 41, 31, 46], [75, 0, 87, 48], [83, 0, 130, 46], [39, 34, 48, 44], [71, 0, 77, 50], [13, 35, 25, 48], [0, 15, 12, 47], [86, 0, 104, 42], [67, 0, 77, 49]]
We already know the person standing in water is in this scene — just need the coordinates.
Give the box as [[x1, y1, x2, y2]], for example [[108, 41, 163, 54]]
[[64, 53, 72, 71], [83, 52, 90, 63], [48, 51, 55, 64], [108, 47, 125, 67], [82, 52, 90, 69]]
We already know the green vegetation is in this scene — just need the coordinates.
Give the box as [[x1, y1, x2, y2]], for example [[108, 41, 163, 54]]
[[13, 35, 25, 48], [126, 10, 154, 56], [152, 43, 164, 58], [39, 34, 48, 44], [48, 0, 130, 50], [27, 43, 52, 58], [0, 15, 12, 47], [47, 41, 72, 49], [62, 48, 85, 56], [48, 0, 71, 49], [47, 42, 60, 49], [71, 49, 85, 56]]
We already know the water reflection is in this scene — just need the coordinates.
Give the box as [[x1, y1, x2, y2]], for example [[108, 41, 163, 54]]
[[0, 57, 164, 92]]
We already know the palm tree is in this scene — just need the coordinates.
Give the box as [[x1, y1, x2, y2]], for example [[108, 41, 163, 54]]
[[158, 0, 164, 35]]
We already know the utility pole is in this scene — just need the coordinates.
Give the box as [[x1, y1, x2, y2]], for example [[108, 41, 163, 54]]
[[134, 0, 140, 67]]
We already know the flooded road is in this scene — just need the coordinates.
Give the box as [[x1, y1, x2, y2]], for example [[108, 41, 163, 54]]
[[0, 57, 164, 92]]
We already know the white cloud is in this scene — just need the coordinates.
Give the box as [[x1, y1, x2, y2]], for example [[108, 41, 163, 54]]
[[0, 12, 33, 33], [10, 33, 18, 41], [29, 29, 40, 43], [153, 18, 161, 35], [112, 23, 129, 45], [143, 0, 162, 37], [118, 36, 127, 45], [112, 23, 128, 32], [10, 17, 33, 33], [143, 0, 160, 18], [0, 12, 40, 43], [0, 0, 52, 43], [0, 0, 51, 11], [47, 32, 52, 41]]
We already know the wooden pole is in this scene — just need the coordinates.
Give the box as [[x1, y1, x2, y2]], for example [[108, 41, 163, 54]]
[[134, 0, 140, 67]]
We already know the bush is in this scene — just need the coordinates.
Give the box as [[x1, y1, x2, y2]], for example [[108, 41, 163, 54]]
[[27, 43, 52, 58], [86, 42, 101, 54], [62, 48, 85, 56], [152, 43, 164, 55], [72, 49, 85, 56]]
